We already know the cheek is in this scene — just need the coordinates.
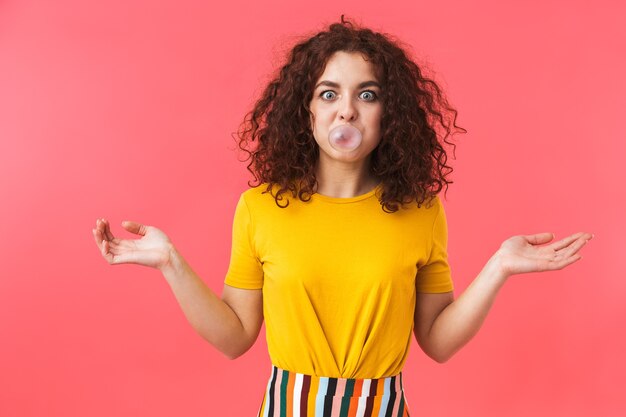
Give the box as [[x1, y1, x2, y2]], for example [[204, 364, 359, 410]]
[[309, 114, 321, 140], [373, 109, 383, 129]]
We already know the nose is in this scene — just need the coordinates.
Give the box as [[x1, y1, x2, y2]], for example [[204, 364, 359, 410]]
[[338, 96, 357, 121]]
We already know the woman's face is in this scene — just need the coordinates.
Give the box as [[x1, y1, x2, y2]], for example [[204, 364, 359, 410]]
[[308, 51, 383, 166]]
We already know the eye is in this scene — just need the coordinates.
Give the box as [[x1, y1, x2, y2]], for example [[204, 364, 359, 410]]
[[360, 90, 378, 101], [320, 90, 336, 100]]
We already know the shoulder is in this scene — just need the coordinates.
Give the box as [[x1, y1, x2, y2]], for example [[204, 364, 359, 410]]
[[238, 183, 272, 202], [424, 194, 442, 210], [237, 183, 287, 214], [420, 194, 444, 220], [397, 193, 443, 218]]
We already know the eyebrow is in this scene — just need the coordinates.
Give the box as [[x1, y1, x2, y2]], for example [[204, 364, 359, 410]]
[[314, 80, 382, 90]]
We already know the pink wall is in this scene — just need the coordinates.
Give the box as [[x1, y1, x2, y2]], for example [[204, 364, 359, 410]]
[[1, 1, 623, 416]]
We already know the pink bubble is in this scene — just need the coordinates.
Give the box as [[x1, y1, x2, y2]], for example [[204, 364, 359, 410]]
[[328, 125, 363, 151]]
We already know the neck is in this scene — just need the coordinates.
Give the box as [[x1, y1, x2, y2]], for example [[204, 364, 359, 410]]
[[314, 157, 379, 198]]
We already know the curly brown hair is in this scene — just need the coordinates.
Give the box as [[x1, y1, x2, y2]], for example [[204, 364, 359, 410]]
[[234, 15, 466, 212]]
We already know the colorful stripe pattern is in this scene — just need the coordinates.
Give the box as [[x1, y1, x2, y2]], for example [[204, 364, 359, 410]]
[[257, 366, 411, 417]]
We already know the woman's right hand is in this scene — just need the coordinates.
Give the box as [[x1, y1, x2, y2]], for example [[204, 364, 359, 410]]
[[92, 218, 174, 270]]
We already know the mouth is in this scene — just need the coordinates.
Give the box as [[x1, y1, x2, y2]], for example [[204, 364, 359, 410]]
[[328, 125, 363, 151]]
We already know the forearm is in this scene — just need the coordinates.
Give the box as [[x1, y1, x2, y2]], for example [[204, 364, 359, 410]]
[[427, 252, 509, 362], [159, 245, 247, 359]]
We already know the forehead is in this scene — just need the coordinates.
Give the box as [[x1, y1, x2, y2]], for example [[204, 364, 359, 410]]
[[316, 51, 379, 82]]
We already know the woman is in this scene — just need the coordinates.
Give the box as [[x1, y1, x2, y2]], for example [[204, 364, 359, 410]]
[[92, 17, 593, 416]]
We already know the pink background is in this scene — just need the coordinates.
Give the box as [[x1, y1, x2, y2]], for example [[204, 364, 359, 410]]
[[1, 0, 624, 416]]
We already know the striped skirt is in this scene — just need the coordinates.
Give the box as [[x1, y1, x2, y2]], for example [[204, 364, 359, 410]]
[[257, 365, 411, 417]]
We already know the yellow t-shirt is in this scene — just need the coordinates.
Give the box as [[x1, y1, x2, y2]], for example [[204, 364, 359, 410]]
[[224, 182, 454, 379]]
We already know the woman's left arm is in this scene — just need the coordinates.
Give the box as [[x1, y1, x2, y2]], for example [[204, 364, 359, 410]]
[[414, 231, 594, 363]]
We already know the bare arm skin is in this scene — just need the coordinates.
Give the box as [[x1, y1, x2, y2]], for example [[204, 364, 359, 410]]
[[414, 231, 593, 363], [160, 246, 264, 360], [92, 218, 263, 360], [413, 257, 503, 363]]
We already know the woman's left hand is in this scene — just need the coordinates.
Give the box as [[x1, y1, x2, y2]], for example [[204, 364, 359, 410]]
[[495, 232, 593, 277]]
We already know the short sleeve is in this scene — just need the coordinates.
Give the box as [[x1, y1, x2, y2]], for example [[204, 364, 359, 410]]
[[415, 197, 454, 293], [224, 194, 264, 289]]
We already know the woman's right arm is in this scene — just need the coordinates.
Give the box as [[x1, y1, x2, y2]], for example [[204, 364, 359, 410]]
[[160, 246, 263, 360], [93, 218, 263, 360]]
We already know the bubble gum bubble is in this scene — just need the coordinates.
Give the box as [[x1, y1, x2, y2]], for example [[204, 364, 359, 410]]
[[328, 125, 363, 151]]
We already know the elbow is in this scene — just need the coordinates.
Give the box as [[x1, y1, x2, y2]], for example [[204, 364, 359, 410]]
[[222, 347, 245, 360], [432, 354, 450, 364], [222, 346, 245, 360], [201, 337, 246, 360], [203, 330, 256, 360], [417, 338, 452, 364], [427, 348, 454, 364], [418, 338, 454, 363], [222, 342, 253, 361], [224, 352, 241, 360]]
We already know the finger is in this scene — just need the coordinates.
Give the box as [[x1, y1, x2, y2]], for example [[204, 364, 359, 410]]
[[95, 219, 108, 243], [559, 235, 590, 258], [524, 232, 555, 246], [122, 220, 147, 236], [101, 218, 115, 241], [101, 239, 117, 264], [549, 253, 582, 270], [95, 220, 110, 250], [549, 232, 588, 252], [101, 239, 109, 258], [94, 223, 109, 248], [101, 241, 136, 265], [101, 239, 122, 264]]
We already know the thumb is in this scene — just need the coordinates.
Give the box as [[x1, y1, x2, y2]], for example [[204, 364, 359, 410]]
[[524, 232, 554, 245], [121, 220, 147, 236]]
